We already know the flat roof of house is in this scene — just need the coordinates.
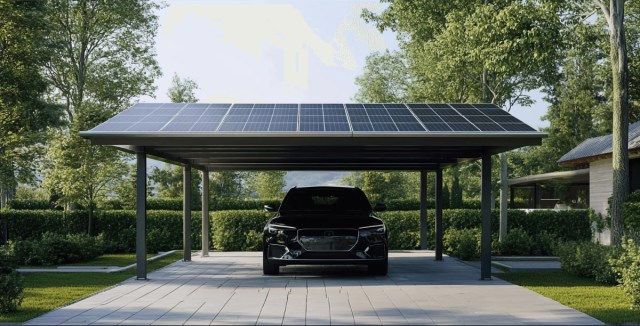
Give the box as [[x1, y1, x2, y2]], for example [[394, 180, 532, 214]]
[[507, 168, 589, 186]]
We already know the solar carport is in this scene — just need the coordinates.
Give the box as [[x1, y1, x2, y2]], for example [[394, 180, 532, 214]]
[[80, 103, 545, 280]]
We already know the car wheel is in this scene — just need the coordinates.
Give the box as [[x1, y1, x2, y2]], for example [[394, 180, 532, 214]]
[[368, 258, 388, 276], [263, 257, 279, 275]]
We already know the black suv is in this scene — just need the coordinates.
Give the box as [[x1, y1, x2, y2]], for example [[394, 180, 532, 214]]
[[262, 186, 388, 275]]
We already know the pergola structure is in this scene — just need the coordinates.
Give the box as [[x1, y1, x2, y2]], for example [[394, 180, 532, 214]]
[[80, 103, 545, 280]]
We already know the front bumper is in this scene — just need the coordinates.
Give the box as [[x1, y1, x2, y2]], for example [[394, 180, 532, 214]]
[[264, 230, 387, 266]]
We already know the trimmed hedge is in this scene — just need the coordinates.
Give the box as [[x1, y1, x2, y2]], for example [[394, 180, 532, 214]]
[[6, 200, 54, 210], [0, 208, 590, 252], [378, 209, 591, 250]]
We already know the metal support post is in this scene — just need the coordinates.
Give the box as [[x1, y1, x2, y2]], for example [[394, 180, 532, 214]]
[[481, 154, 492, 280], [201, 167, 209, 257], [435, 167, 443, 261], [420, 170, 428, 250], [136, 150, 147, 280], [183, 165, 192, 262]]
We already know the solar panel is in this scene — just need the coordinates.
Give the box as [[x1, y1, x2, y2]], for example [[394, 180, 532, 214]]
[[89, 103, 539, 134]]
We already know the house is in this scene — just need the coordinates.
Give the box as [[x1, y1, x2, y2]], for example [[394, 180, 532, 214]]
[[558, 120, 640, 244]]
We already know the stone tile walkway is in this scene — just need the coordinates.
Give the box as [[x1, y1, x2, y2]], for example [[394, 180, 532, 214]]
[[26, 251, 603, 325]]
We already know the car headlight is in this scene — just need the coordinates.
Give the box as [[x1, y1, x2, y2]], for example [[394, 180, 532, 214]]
[[266, 224, 297, 235], [265, 224, 297, 244], [359, 224, 386, 243]]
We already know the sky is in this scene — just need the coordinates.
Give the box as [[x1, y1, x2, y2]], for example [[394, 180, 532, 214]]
[[142, 0, 551, 187]]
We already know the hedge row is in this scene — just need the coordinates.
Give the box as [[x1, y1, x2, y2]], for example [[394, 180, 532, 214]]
[[376, 209, 591, 250], [1, 209, 590, 252]]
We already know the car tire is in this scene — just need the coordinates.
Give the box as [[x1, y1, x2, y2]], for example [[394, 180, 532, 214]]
[[368, 258, 388, 276], [263, 257, 279, 275]]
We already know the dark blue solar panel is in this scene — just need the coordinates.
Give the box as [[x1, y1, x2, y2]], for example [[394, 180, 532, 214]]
[[501, 123, 536, 131], [372, 123, 397, 132], [465, 116, 494, 123], [351, 123, 374, 131], [324, 123, 350, 131], [129, 122, 166, 132], [191, 123, 219, 131], [423, 123, 452, 131], [439, 115, 468, 123], [92, 122, 135, 131], [269, 123, 296, 131], [244, 122, 270, 131], [90, 102, 539, 134], [218, 122, 245, 131], [396, 123, 425, 131], [475, 123, 506, 131], [448, 123, 479, 131], [162, 122, 193, 131]]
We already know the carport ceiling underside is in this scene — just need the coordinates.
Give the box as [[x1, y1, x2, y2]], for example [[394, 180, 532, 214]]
[[80, 103, 546, 170]]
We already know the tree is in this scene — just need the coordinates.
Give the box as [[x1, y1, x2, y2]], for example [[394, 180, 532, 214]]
[[0, 0, 63, 207], [247, 171, 286, 199], [167, 73, 198, 103], [209, 171, 248, 199], [41, 0, 162, 232], [362, 1, 564, 241], [149, 163, 202, 208], [354, 51, 411, 103], [341, 171, 411, 204], [44, 0, 162, 124], [42, 129, 127, 234], [595, 0, 630, 246]]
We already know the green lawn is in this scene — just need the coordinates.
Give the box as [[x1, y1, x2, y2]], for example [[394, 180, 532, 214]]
[[68, 253, 154, 266], [0, 251, 183, 323], [498, 270, 640, 325]]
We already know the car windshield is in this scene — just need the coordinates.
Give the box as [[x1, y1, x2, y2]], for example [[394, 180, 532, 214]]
[[279, 188, 371, 214]]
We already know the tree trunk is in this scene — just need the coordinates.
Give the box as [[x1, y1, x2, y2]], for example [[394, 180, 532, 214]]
[[499, 153, 508, 242], [606, 0, 629, 247], [88, 201, 94, 236]]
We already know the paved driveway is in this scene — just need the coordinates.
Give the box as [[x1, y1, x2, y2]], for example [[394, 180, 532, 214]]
[[26, 251, 602, 325]]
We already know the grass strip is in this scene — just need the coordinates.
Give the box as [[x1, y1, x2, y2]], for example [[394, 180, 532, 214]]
[[0, 251, 183, 323], [67, 253, 154, 267], [498, 270, 640, 325]]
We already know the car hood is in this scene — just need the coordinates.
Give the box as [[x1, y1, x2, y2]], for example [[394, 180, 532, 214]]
[[269, 214, 383, 229]]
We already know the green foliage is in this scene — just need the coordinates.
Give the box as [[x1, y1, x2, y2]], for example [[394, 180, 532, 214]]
[[497, 228, 533, 256], [246, 171, 286, 199], [557, 241, 617, 284], [0, 271, 24, 313], [531, 231, 557, 256], [9, 232, 104, 266], [211, 210, 270, 251], [354, 50, 410, 102], [610, 237, 640, 309], [149, 164, 202, 209], [6, 200, 54, 210], [167, 73, 198, 103], [623, 190, 640, 232], [341, 171, 412, 204], [379, 211, 421, 250], [443, 228, 480, 260]]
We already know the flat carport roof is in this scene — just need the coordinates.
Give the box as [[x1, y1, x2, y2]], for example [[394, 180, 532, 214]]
[[80, 102, 546, 280]]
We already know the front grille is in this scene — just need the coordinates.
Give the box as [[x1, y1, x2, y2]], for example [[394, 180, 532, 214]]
[[298, 229, 358, 251]]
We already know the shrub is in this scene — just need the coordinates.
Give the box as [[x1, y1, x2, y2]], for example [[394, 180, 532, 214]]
[[212, 210, 270, 251], [379, 211, 423, 250], [498, 228, 533, 256], [610, 237, 640, 309], [443, 228, 480, 260], [622, 201, 640, 233], [6, 199, 54, 210], [0, 245, 24, 312], [531, 230, 556, 256], [557, 241, 617, 284], [11, 232, 104, 265]]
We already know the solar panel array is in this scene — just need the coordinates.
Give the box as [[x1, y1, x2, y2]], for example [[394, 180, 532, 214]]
[[91, 103, 536, 133]]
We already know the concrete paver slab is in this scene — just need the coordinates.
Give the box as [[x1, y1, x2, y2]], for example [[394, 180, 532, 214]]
[[25, 251, 603, 325]]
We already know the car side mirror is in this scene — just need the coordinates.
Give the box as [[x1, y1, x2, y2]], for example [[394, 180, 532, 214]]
[[373, 203, 387, 212], [264, 204, 278, 212]]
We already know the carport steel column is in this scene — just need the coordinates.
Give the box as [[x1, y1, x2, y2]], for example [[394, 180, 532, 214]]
[[435, 167, 443, 261], [201, 167, 209, 257], [480, 154, 492, 280], [183, 165, 192, 262], [135, 149, 147, 280], [420, 170, 428, 250]]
